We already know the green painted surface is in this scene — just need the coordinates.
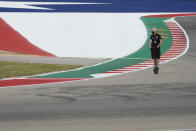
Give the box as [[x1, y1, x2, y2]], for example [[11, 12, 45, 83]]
[[34, 58, 146, 78], [125, 17, 172, 59], [34, 17, 172, 78]]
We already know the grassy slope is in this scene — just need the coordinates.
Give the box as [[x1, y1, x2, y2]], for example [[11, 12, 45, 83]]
[[0, 61, 82, 79]]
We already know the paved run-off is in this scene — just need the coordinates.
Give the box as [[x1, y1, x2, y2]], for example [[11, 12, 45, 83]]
[[1, 16, 196, 131], [33, 17, 172, 78], [1, 13, 194, 87]]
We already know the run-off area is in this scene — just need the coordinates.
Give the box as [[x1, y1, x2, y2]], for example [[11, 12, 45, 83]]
[[0, 13, 148, 58]]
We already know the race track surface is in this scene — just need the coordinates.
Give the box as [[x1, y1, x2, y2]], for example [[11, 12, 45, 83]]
[[0, 16, 196, 131], [0, 55, 109, 66]]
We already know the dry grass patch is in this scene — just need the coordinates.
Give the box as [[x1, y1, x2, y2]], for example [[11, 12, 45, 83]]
[[0, 61, 82, 79]]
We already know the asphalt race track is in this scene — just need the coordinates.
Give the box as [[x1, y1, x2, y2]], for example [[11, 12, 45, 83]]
[[0, 55, 109, 66], [0, 16, 196, 131]]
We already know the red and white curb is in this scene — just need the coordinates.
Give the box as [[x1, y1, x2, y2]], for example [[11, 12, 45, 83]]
[[0, 15, 190, 87], [91, 17, 189, 78], [162, 18, 189, 63]]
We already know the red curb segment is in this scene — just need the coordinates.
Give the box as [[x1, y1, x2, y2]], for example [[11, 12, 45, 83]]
[[0, 78, 86, 87], [172, 34, 185, 35], [162, 21, 187, 61], [136, 63, 153, 65], [143, 13, 196, 18], [172, 42, 186, 44], [124, 67, 141, 69], [172, 36, 186, 37], [0, 18, 55, 57], [172, 40, 186, 42], [129, 65, 148, 67], [0, 13, 192, 87], [103, 71, 123, 73], [171, 46, 186, 47], [113, 69, 133, 71]]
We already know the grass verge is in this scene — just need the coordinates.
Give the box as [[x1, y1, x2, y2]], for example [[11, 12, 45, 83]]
[[0, 61, 82, 79]]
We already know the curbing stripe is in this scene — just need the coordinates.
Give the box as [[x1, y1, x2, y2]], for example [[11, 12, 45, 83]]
[[0, 13, 194, 88]]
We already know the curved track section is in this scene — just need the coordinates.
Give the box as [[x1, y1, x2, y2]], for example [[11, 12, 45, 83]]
[[96, 17, 189, 76], [0, 13, 195, 87], [0, 16, 196, 131]]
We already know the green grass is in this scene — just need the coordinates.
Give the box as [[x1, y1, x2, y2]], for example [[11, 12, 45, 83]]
[[0, 61, 82, 79]]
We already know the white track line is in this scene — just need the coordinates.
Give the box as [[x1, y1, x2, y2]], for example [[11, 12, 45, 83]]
[[95, 17, 189, 77], [0, 15, 190, 88]]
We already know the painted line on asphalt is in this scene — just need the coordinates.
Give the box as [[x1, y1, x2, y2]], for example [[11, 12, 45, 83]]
[[96, 16, 189, 77], [0, 13, 193, 88]]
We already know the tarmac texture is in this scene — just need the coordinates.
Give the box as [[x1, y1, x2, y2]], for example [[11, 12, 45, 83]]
[[0, 16, 196, 131], [0, 55, 109, 66]]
